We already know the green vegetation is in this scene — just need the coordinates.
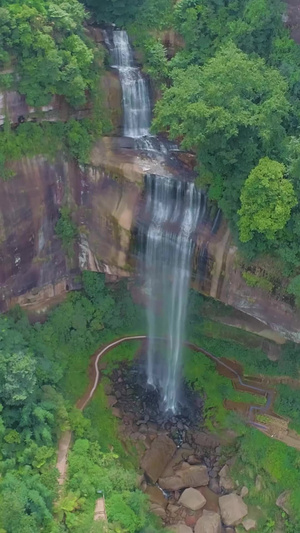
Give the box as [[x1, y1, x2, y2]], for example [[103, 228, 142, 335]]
[[0, 0, 112, 178], [152, 43, 290, 222], [238, 158, 297, 243], [55, 207, 78, 256], [0, 273, 152, 532], [0, 110, 110, 179], [184, 347, 266, 430], [84, 0, 142, 26], [0, 0, 97, 107], [230, 428, 300, 531], [242, 271, 274, 292], [184, 289, 300, 530], [274, 384, 300, 433], [102, 340, 140, 375], [1, 275, 300, 531], [187, 289, 300, 378], [287, 275, 300, 307], [183, 293, 300, 531], [190, 318, 300, 378], [128, 0, 173, 85]]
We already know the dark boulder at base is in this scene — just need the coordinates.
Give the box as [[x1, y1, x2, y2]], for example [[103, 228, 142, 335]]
[[141, 434, 176, 483], [159, 463, 209, 490]]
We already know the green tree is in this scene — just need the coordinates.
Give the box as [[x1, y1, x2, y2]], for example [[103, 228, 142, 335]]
[[287, 275, 300, 307], [173, 0, 284, 66], [153, 43, 290, 222], [0, 349, 36, 406], [83, 0, 145, 25], [238, 158, 297, 242], [55, 207, 78, 255], [0, 0, 95, 107]]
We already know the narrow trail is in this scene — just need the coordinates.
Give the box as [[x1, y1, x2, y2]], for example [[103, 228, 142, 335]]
[[56, 334, 299, 491]]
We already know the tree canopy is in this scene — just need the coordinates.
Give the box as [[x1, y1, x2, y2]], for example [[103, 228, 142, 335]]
[[153, 43, 290, 222], [238, 157, 297, 242], [0, 0, 96, 106]]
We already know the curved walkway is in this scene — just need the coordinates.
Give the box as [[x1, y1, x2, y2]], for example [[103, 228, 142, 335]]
[[56, 335, 293, 487]]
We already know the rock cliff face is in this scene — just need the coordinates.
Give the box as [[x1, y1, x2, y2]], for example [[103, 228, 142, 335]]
[[0, 20, 299, 343], [286, 0, 300, 44], [1, 139, 299, 342]]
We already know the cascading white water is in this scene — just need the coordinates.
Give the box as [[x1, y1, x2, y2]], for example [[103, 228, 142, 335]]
[[106, 29, 205, 412], [105, 30, 151, 138], [140, 175, 204, 411]]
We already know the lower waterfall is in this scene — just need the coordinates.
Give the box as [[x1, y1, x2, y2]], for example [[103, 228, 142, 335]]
[[138, 175, 205, 411]]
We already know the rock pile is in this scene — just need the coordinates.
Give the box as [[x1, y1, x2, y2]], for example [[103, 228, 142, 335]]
[[107, 361, 257, 532]]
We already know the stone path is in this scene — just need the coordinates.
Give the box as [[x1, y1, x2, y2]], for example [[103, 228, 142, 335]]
[[56, 430, 72, 486], [94, 497, 107, 521]]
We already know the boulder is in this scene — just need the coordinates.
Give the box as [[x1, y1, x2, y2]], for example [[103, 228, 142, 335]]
[[240, 486, 249, 498], [195, 510, 222, 533], [242, 518, 257, 531], [145, 486, 168, 509], [198, 487, 220, 514], [185, 514, 198, 528], [172, 525, 193, 533], [276, 490, 291, 515], [187, 454, 202, 465], [209, 478, 221, 494], [255, 474, 263, 492], [150, 503, 166, 519], [111, 407, 122, 418], [141, 435, 176, 482], [179, 488, 206, 511], [219, 464, 235, 491], [167, 503, 181, 517], [193, 432, 220, 448], [219, 494, 248, 526], [159, 464, 209, 490], [106, 395, 117, 407]]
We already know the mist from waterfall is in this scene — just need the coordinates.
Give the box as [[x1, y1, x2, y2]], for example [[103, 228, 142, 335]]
[[105, 29, 203, 411]]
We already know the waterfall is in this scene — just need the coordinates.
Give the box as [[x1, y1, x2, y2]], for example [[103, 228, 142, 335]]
[[105, 30, 151, 138], [106, 29, 204, 412], [139, 175, 204, 411]]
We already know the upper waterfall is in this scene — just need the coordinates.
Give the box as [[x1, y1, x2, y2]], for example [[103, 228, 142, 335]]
[[105, 30, 151, 138]]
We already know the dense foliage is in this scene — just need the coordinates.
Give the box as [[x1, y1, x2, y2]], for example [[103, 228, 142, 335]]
[[0, 112, 110, 179], [0, 0, 97, 107], [231, 427, 300, 531], [0, 273, 151, 532], [238, 158, 297, 242], [0, 0, 112, 176], [55, 207, 78, 256]]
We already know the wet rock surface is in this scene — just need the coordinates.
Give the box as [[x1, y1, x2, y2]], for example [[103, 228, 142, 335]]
[[110, 360, 204, 446]]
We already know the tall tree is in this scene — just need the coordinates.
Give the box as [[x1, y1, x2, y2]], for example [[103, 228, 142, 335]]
[[238, 157, 297, 242]]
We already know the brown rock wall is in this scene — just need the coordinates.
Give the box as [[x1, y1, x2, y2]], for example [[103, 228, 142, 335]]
[[0, 146, 300, 343]]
